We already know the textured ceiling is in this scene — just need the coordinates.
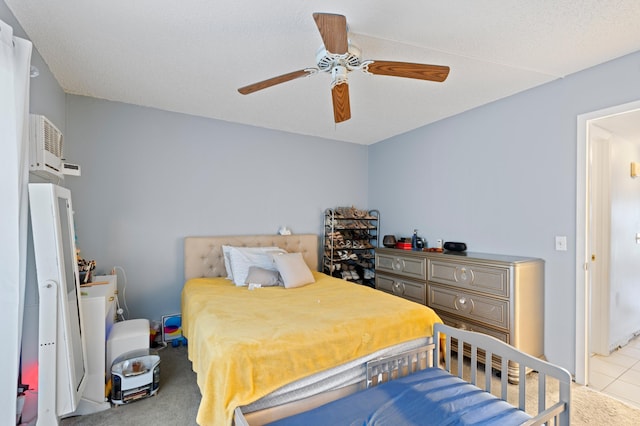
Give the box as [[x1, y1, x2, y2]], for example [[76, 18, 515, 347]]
[[6, 1, 640, 144]]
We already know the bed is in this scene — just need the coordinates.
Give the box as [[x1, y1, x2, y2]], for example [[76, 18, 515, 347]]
[[234, 323, 571, 426], [181, 234, 443, 426]]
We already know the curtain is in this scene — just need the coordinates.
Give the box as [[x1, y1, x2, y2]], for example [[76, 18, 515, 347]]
[[0, 18, 32, 426]]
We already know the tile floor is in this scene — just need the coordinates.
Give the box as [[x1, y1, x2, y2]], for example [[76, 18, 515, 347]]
[[590, 335, 640, 408]]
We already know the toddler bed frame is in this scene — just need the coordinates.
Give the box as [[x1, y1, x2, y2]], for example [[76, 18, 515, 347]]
[[234, 323, 571, 425]]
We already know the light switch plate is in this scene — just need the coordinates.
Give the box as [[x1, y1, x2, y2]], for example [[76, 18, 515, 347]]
[[555, 236, 567, 251]]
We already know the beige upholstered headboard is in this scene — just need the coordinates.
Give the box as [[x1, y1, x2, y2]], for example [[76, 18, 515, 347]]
[[184, 234, 319, 281]]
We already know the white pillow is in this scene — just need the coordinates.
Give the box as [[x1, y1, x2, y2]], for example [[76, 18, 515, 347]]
[[221, 245, 235, 280], [222, 245, 283, 281], [228, 246, 287, 286], [273, 252, 315, 289], [245, 266, 283, 287]]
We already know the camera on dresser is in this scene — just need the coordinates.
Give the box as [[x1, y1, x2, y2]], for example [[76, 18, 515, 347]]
[[374, 247, 544, 383]]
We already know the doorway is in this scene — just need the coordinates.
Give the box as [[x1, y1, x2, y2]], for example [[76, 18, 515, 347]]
[[576, 100, 640, 385]]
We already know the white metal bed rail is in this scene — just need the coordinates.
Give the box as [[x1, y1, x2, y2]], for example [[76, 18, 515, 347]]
[[434, 323, 571, 426]]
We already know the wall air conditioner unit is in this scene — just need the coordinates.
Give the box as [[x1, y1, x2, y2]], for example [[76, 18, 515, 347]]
[[29, 114, 64, 180]]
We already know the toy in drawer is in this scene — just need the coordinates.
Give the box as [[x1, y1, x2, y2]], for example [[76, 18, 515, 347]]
[[428, 260, 509, 297]]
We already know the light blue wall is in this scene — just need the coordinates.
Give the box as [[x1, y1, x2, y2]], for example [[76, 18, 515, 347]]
[[369, 50, 640, 372], [64, 96, 369, 321], [9, 0, 640, 375]]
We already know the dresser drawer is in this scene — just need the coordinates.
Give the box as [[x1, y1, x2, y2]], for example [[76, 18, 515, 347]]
[[375, 252, 427, 281], [428, 284, 509, 330], [438, 313, 511, 375], [375, 273, 426, 304], [428, 260, 509, 297], [437, 312, 509, 344]]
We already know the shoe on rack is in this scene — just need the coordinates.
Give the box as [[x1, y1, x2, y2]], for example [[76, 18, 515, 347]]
[[339, 251, 351, 261]]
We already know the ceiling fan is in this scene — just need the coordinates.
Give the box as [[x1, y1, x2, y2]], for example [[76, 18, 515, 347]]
[[238, 12, 450, 123]]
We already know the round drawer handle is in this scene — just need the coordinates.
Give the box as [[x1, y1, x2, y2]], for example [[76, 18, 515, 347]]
[[454, 295, 474, 312], [454, 266, 474, 284], [392, 281, 405, 295], [392, 258, 403, 271]]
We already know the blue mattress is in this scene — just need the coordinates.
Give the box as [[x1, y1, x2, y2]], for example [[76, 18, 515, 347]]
[[265, 367, 532, 426]]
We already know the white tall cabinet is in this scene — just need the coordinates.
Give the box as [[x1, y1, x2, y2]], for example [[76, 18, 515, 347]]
[[75, 274, 117, 414]]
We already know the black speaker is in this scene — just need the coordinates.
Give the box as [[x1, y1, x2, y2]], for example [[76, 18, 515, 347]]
[[443, 242, 467, 252]]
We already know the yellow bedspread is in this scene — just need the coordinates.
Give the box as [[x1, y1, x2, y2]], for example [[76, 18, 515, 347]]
[[181, 271, 442, 426]]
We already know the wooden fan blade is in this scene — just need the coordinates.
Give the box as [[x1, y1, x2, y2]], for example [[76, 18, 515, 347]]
[[331, 83, 351, 123], [313, 13, 348, 54], [238, 69, 315, 95], [365, 61, 450, 82]]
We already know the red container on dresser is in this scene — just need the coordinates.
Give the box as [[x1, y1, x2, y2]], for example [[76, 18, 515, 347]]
[[395, 241, 412, 250]]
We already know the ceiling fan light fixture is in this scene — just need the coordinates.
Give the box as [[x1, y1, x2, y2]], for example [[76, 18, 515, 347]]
[[316, 42, 361, 72]]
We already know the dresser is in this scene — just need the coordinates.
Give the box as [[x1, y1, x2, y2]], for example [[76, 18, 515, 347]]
[[375, 248, 544, 381], [78, 274, 117, 412]]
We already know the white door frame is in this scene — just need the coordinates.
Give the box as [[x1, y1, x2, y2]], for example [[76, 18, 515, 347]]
[[589, 128, 611, 357], [575, 99, 640, 384]]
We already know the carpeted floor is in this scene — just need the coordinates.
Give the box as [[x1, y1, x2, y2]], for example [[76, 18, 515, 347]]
[[60, 345, 640, 425], [61, 344, 200, 426]]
